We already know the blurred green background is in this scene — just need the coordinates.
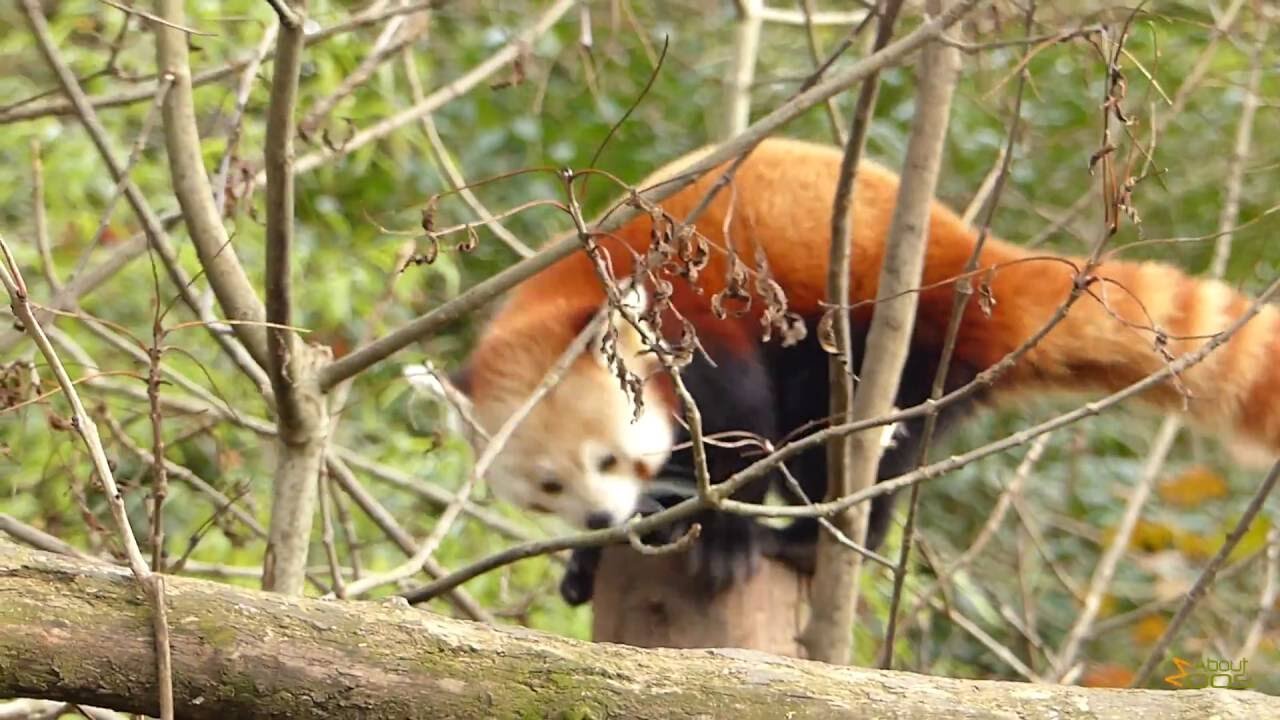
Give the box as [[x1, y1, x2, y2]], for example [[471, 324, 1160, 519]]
[[1, 0, 1277, 694]]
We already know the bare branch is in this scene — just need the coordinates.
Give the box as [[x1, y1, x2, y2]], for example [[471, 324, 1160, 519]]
[[0, 1, 448, 125], [337, 299, 607, 599], [154, 0, 270, 368], [1209, 15, 1267, 278], [803, 0, 957, 664], [1051, 416, 1179, 680], [22, 0, 269, 393], [798, 0, 848, 144], [0, 237, 148, 579], [325, 455, 494, 623], [283, 0, 578, 179], [725, 0, 764, 138], [401, 45, 535, 258], [882, 1, 1033, 668], [0, 513, 95, 561], [1130, 459, 1280, 687], [0, 234, 175, 720], [28, 140, 59, 293], [257, 0, 332, 597], [1240, 527, 1279, 660], [212, 20, 280, 216], [95, 0, 213, 36], [0, 232, 148, 354], [758, 4, 871, 25], [300, 10, 431, 136]]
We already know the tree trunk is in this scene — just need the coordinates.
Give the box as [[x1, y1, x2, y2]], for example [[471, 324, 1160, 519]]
[[2, 540, 1274, 720], [591, 546, 810, 657]]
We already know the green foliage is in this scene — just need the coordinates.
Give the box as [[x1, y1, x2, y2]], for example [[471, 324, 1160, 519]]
[[1, 0, 1277, 696]]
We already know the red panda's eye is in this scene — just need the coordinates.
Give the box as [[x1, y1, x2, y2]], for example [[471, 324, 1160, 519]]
[[597, 453, 619, 472], [540, 479, 563, 495]]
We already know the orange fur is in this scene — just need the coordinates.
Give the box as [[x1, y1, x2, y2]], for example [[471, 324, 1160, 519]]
[[467, 137, 1279, 457]]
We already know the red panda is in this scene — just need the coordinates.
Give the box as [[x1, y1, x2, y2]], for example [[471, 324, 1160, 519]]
[[446, 136, 1280, 605]]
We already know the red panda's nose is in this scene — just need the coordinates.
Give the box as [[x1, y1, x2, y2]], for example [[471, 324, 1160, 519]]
[[585, 511, 614, 530]]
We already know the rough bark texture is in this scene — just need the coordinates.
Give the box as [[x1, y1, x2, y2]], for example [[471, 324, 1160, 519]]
[[2, 541, 1275, 720], [591, 546, 809, 657]]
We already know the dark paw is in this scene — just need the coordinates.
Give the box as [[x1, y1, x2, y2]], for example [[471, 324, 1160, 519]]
[[559, 547, 600, 605], [678, 511, 764, 595]]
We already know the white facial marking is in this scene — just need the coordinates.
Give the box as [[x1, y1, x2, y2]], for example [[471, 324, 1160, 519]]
[[621, 402, 674, 475], [585, 473, 643, 526]]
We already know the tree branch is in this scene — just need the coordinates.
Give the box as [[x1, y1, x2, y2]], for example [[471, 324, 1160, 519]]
[[282, 0, 578, 180], [802, 0, 960, 664], [0, 1, 449, 125], [3, 541, 1275, 719], [21, 0, 269, 394], [154, 0, 271, 368], [258, 0, 330, 597]]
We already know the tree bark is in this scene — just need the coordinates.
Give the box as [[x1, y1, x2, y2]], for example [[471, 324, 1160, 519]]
[[591, 546, 810, 657], [2, 541, 1274, 720]]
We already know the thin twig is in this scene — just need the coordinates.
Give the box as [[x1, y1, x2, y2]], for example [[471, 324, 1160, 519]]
[[798, 0, 847, 144], [1052, 416, 1180, 680], [95, 0, 213, 36], [0, 232, 149, 355], [757, 4, 870, 25], [1208, 14, 1266, 278], [300, 9, 430, 135], [212, 19, 280, 216], [100, 414, 269, 545], [804, 0, 951, 665], [24, 0, 270, 393], [146, 575, 175, 720], [1024, 0, 1247, 248], [331, 482, 364, 580], [154, 0, 271, 369], [284, 0, 577, 179], [725, 0, 764, 138], [882, 2, 1031, 668], [69, 73, 175, 289], [0, 513, 95, 561], [29, 139, 58, 292], [1130, 460, 1280, 687], [0, 1, 450, 125], [929, 596, 1045, 682], [0, 238, 148, 578], [147, 277, 170, 572], [317, 466, 346, 598], [401, 40, 534, 257], [899, 433, 1052, 654], [1239, 527, 1279, 660], [326, 455, 494, 622], [0, 234, 175, 719]]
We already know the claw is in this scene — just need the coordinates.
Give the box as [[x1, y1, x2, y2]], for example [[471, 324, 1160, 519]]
[[559, 547, 601, 605]]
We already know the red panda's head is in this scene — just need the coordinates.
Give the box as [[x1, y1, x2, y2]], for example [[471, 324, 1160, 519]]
[[429, 285, 675, 531]]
